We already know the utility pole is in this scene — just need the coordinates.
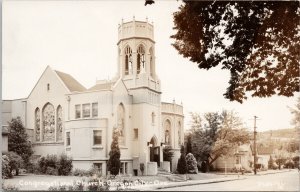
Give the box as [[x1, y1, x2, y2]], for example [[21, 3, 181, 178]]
[[253, 116, 258, 175]]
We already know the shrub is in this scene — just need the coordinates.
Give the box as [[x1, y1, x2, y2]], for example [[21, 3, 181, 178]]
[[2, 183, 19, 191], [38, 156, 47, 174], [200, 161, 208, 173], [5, 151, 24, 176], [284, 159, 295, 169], [37, 154, 73, 175], [185, 153, 198, 174], [163, 146, 174, 162], [72, 168, 91, 177], [46, 167, 58, 175], [45, 155, 58, 169], [107, 129, 121, 176], [2, 155, 12, 179], [177, 145, 187, 174], [57, 154, 73, 176]]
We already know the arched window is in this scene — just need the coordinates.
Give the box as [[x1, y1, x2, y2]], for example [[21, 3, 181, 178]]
[[117, 103, 125, 145], [137, 45, 145, 74], [35, 108, 40, 142], [149, 47, 154, 77], [178, 121, 181, 147], [124, 46, 132, 75], [56, 105, 63, 141], [164, 119, 171, 145], [42, 102, 55, 142]]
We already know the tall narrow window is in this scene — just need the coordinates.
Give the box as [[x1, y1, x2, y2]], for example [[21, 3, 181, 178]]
[[164, 119, 171, 145], [35, 108, 41, 141], [124, 46, 132, 75], [117, 103, 125, 145], [56, 105, 63, 141], [149, 47, 154, 77], [75, 105, 81, 119], [137, 45, 145, 74], [42, 102, 55, 141], [82, 103, 90, 118], [178, 121, 181, 147], [93, 130, 102, 145], [47, 83, 50, 91], [66, 132, 70, 146], [92, 103, 98, 118]]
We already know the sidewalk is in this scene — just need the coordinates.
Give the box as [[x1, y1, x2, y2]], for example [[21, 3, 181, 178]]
[[216, 168, 292, 176], [132, 175, 246, 191]]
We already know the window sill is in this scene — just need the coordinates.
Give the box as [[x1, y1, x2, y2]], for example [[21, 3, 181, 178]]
[[120, 146, 128, 149], [92, 145, 103, 149]]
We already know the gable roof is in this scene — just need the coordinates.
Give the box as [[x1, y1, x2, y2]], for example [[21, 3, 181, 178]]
[[88, 82, 115, 91], [55, 70, 86, 92]]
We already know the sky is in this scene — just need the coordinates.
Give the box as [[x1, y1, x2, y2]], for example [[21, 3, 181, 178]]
[[3, 0, 299, 132]]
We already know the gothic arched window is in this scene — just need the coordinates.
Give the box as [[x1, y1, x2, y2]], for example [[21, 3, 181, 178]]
[[56, 105, 63, 141], [149, 47, 154, 77], [35, 108, 41, 142], [137, 45, 145, 74], [42, 102, 55, 142], [178, 121, 181, 147], [117, 103, 125, 145], [164, 119, 171, 145], [124, 46, 132, 75]]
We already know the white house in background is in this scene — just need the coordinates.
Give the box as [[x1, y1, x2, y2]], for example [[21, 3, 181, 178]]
[[2, 19, 184, 176], [213, 144, 253, 171]]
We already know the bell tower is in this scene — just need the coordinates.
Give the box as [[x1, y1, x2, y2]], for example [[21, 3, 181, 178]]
[[117, 17, 160, 92]]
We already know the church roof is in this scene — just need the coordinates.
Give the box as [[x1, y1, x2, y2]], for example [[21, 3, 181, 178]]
[[88, 82, 115, 91], [55, 70, 87, 92]]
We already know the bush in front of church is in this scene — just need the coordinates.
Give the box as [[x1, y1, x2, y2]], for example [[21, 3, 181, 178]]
[[107, 129, 121, 176], [37, 154, 72, 176], [2, 155, 12, 179], [177, 145, 187, 174], [185, 153, 198, 174], [57, 154, 73, 176]]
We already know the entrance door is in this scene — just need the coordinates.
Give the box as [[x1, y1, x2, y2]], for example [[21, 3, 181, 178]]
[[153, 146, 160, 167], [149, 136, 160, 167]]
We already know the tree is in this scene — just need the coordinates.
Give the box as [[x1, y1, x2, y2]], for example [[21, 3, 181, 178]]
[[190, 110, 250, 170], [177, 145, 187, 174], [186, 135, 192, 154], [8, 117, 33, 167], [268, 155, 276, 170], [185, 153, 198, 174], [163, 146, 174, 162], [290, 97, 300, 129], [107, 128, 121, 176], [171, 1, 300, 103]]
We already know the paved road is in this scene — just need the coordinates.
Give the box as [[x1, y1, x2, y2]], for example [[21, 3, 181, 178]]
[[157, 170, 299, 191]]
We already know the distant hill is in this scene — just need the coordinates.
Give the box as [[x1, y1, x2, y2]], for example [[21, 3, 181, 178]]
[[257, 128, 300, 140]]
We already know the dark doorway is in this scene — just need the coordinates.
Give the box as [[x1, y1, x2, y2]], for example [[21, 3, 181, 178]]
[[149, 136, 160, 167]]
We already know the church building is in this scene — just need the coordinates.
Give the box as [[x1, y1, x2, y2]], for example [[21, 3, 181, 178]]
[[2, 19, 184, 176]]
